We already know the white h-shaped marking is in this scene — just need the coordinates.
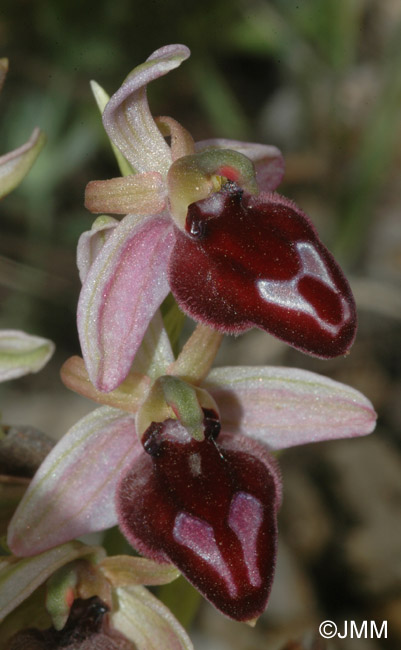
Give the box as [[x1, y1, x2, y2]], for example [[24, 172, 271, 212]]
[[257, 242, 350, 335], [173, 491, 265, 596], [173, 512, 238, 597]]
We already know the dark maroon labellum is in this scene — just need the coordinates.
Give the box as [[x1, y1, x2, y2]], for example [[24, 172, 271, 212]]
[[7, 597, 132, 650], [117, 420, 280, 621], [168, 188, 357, 358]]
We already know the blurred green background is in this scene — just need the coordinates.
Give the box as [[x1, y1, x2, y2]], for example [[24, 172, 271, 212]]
[[1, 1, 401, 648]]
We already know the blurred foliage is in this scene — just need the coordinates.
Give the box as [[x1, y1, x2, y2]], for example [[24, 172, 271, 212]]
[[0, 0, 400, 351]]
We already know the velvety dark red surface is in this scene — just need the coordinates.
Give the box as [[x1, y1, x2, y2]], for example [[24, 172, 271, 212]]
[[117, 419, 280, 621], [169, 186, 357, 358]]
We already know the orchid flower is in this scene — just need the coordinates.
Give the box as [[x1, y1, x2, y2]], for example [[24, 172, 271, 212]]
[[79, 44, 357, 393], [0, 539, 192, 650], [0, 58, 45, 200], [8, 318, 376, 623]]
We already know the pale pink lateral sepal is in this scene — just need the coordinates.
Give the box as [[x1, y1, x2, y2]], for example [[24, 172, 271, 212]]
[[203, 366, 377, 450], [60, 356, 150, 413], [85, 171, 166, 215], [8, 406, 141, 556], [111, 585, 194, 650], [155, 116, 195, 161], [195, 138, 285, 191], [77, 213, 175, 392], [102, 44, 190, 176], [0, 127, 46, 199]]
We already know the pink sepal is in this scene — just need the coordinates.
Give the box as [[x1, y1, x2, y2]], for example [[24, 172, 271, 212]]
[[103, 44, 190, 176], [8, 407, 141, 556], [77, 213, 174, 392], [204, 366, 377, 450]]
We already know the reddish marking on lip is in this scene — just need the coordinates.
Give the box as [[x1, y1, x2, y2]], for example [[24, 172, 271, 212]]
[[218, 165, 239, 181]]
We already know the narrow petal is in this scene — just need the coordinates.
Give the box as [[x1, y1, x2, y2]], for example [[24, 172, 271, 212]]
[[102, 44, 190, 176], [77, 213, 175, 392], [155, 116, 195, 161], [8, 407, 141, 556], [0, 127, 46, 199], [0, 330, 54, 382], [100, 556, 179, 587], [203, 366, 377, 450], [196, 138, 285, 191], [130, 310, 174, 380], [111, 585, 194, 650], [0, 541, 105, 621], [77, 216, 118, 283], [85, 172, 166, 215], [60, 356, 150, 413]]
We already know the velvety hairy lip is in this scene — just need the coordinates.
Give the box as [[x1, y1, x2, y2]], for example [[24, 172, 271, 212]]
[[169, 187, 357, 358], [117, 419, 280, 622]]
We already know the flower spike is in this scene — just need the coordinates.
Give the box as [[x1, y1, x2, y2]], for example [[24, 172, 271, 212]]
[[6, 45, 377, 633]]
